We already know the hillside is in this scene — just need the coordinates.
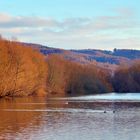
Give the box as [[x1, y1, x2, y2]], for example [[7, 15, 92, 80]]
[[20, 42, 140, 73], [22, 42, 140, 66]]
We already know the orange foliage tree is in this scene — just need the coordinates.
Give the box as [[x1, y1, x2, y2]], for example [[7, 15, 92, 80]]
[[47, 54, 113, 96], [0, 38, 47, 97]]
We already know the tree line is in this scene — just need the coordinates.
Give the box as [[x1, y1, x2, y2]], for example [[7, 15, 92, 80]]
[[0, 38, 140, 97], [47, 56, 140, 96], [47, 55, 113, 96]]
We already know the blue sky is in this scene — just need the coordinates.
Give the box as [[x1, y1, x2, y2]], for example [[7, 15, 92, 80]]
[[0, 0, 140, 50]]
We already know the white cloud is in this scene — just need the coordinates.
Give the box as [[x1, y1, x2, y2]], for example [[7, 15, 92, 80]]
[[0, 11, 139, 50], [0, 13, 12, 22], [0, 13, 60, 28], [116, 7, 134, 17]]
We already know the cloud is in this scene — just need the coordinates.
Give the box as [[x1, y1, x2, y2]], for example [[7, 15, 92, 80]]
[[0, 13, 60, 28], [116, 7, 134, 17], [0, 11, 139, 50], [0, 13, 11, 22], [0, 13, 133, 30]]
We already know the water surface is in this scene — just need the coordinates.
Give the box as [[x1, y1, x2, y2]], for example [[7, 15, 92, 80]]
[[0, 93, 140, 140]]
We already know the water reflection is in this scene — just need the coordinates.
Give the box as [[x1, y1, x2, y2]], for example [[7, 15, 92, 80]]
[[0, 94, 140, 140], [0, 97, 46, 139]]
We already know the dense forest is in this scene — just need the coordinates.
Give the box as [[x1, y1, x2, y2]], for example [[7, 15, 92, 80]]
[[0, 38, 140, 97], [47, 55, 112, 96], [113, 61, 140, 93]]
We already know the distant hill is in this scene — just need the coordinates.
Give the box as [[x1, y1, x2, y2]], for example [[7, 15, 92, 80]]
[[21, 42, 140, 66], [71, 49, 130, 65], [113, 48, 140, 59]]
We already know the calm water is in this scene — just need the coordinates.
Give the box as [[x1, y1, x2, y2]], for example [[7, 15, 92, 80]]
[[0, 93, 140, 140]]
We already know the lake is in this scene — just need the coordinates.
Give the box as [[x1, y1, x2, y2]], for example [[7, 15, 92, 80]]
[[0, 93, 140, 140]]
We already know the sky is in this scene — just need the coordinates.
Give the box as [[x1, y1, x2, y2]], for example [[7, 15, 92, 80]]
[[0, 0, 140, 50]]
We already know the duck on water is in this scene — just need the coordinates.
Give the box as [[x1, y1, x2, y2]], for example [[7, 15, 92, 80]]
[[104, 110, 115, 113]]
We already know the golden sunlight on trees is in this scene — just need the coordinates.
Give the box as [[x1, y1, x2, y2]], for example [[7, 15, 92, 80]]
[[0, 38, 47, 97], [47, 55, 69, 96], [47, 55, 113, 96], [1, 38, 139, 97]]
